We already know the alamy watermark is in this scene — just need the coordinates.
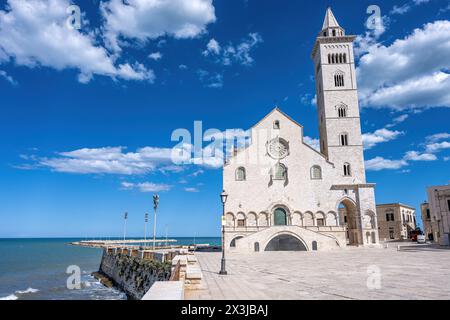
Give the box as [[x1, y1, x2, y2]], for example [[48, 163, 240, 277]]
[[66, 5, 81, 30], [66, 265, 81, 290]]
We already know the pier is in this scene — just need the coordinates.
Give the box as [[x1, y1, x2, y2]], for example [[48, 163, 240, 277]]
[[69, 239, 178, 249]]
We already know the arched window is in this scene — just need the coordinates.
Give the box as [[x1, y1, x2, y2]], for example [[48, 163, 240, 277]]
[[334, 74, 344, 87], [235, 167, 246, 181], [273, 120, 280, 130], [340, 133, 349, 146], [331, 54, 335, 64], [338, 105, 347, 118], [343, 163, 351, 176], [236, 213, 246, 227], [328, 54, 331, 64], [272, 163, 287, 180], [311, 166, 322, 180], [343, 53, 347, 63]]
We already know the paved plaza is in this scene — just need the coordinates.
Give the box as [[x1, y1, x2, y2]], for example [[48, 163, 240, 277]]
[[185, 244, 450, 300]]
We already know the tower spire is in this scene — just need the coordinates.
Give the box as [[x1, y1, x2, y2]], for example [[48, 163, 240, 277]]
[[319, 7, 345, 37], [322, 7, 340, 30]]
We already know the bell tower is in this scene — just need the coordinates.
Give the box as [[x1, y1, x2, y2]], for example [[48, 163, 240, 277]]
[[312, 7, 366, 184]]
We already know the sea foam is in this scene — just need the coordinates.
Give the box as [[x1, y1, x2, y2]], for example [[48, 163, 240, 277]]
[[16, 288, 39, 294], [0, 294, 18, 300]]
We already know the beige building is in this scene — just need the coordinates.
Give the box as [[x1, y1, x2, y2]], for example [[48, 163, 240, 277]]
[[420, 202, 439, 242], [222, 8, 379, 253], [375, 204, 416, 241], [426, 185, 450, 246]]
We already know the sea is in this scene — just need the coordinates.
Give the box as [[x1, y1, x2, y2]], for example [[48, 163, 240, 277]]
[[0, 237, 220, 300]]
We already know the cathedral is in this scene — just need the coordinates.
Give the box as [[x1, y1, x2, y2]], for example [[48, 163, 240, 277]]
[[222, 8, 380, 252]]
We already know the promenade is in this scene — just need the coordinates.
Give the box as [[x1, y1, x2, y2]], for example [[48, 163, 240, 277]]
[[185, 244, 450, 300]]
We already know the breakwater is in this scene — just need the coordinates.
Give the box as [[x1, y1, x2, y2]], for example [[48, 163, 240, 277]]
[[96, 249, 172, 300]]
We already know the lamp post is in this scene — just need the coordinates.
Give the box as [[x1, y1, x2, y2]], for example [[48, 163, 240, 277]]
[[153, 194, 159, 250], [123, 212, 128, 242], [219, 190, 228, 275], [144, 212, 149, 246]]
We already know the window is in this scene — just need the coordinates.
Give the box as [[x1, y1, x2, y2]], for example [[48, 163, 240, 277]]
[[343, 53, 347, 63], [273, 120, 280, 130], [328, 54, 331, 64], [311, 166, 322, 180], [340, 133, 349, 146], [389, 228, 395, 239], [237, 219, 245, 227], [332, 30, 336, 37], [338, 106, 347, 118], [343, 163, 351, 176], [273, 163, 287, 180], [386, 213, 395, 221], [235, 167, 246, 181], [334, 74, 344, 87], [316, 218, 325, 226], [426, 209, 431, 219], [448, 199, 450, 211]]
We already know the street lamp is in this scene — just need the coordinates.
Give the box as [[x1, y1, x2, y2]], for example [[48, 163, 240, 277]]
[[144, 212, 149, 246], [219, 190, 228, 275], [123, 212, 128, 242], [153, 194, 159, 250]]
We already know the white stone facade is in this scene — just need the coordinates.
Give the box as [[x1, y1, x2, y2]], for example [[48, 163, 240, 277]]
[[420, 202, 439, 242], [426, 185, 450, 246], [222, 8, 379, 253]]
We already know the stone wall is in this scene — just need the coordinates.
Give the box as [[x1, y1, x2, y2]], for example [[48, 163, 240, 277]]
[[98, 250, 171, 300]]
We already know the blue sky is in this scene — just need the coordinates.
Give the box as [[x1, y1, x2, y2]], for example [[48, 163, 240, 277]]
[[0, 0, 449, 238]]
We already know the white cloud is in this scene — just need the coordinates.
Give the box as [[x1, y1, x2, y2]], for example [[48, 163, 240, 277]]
[[444, 156, 450, 161], [357, 21, 450, 110], [0, 0, 154, 83], [0, 70, 17, 85], [403, 151, 437, 161], [426, 132, 450, 143], [300, 93, 316, 106], [101, 0, 216, 52], [121, 181, 172, 192], [19, 141, 226, 174], [179, 64, 188, 70], [189, 169, 204, 177], [148, 52, 163, 61], [386, 114, 409, 128], [184, 187, 199, 193], [32, 145, 190, 175], [354, 15, 389, 57], [365, 157, 408, 171], [303, 136, 320, 151], [203, 33, 263, 66], [203, 38, 221, 56], [425, 141, 450, 153], [391, 0, 431, 15], [362, 128, 404, 150], [197, 69, 223, 88]]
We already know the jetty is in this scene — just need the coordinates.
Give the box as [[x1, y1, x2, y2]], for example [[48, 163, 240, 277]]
[[69, 239, 178, 249]]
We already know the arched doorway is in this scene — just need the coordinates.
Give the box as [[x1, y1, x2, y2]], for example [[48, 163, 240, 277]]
[[274, 208, 287, 226], [264, 234, 307, 251], [230, 236, 244, 247], [338, 199, 360, 246]]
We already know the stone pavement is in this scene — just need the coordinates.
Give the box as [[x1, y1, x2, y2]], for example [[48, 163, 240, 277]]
[[184, 244, 450, 300]]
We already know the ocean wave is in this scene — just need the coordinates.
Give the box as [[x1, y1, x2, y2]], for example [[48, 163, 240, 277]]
[[0, 287, 40, 300], [16, 288, 39, 295], [0, 294, 18, 300]]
